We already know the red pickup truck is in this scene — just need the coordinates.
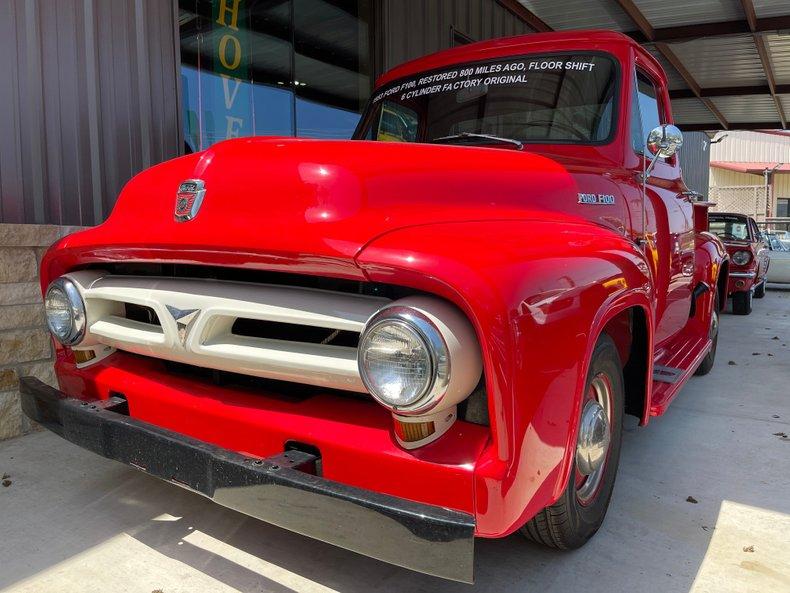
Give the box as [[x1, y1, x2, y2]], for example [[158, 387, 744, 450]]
[[22, 31, 727, 583]]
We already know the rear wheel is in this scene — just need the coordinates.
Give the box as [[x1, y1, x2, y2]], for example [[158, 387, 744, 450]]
[[521, 333, 623, 549], [695, 291, 719, 376], [754, 281, 766, 299], [732, 290, 753, 315]]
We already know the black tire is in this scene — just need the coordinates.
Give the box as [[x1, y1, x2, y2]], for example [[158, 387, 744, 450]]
[[695, 291, 719, 376], [521, 333, 624, 549], [754, 281, 766, 299], [732, 290, 753, 315]]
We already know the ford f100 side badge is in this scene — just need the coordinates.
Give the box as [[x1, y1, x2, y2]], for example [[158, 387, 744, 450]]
[[578, 193, 615, 205], [175, 179, 206, 222]]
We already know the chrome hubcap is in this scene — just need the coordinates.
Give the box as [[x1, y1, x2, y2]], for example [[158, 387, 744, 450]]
[[576, 373, 612, 505]]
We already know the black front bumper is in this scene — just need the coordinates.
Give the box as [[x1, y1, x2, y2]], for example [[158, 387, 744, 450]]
[[19, 377, 475, 583]]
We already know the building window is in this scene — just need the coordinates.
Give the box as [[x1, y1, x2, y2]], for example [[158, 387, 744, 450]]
[[778, 198, 790, 218], [179, 0, 371, 152]]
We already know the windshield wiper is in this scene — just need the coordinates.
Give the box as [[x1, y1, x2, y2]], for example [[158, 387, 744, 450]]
[[432, 132, 523, 150]]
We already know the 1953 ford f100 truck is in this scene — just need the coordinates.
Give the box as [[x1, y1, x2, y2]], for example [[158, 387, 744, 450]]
[[21, 31, 728, 583]]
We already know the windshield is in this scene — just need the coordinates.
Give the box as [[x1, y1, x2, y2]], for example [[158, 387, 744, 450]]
[[709, 216, 750, 241], [355, 53, 618, 146]]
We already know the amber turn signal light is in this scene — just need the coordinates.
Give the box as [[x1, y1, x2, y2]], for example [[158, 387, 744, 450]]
[[393, 418, 436, 443], [391, 407, 458, 450], [73, 350, 96, 364]]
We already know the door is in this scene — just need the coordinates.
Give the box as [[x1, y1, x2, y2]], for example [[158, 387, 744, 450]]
[[632, 69, 695, 344], [751, 219, 769, 282]]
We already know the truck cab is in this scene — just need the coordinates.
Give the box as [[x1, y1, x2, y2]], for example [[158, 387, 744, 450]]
[[24, 31, 727, 583]]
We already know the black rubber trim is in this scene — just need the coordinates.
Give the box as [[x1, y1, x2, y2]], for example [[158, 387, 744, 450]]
[[18, 376, 475, 583]]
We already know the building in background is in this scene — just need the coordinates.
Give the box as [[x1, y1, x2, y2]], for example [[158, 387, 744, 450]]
[[0, 0, 533, 229], [709, 130, 790, 230]]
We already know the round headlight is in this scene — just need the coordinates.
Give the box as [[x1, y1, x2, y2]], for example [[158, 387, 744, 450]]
[[732, 250, 752, 266], [358, 308, 449, 412], [45, 277, 86, 346]]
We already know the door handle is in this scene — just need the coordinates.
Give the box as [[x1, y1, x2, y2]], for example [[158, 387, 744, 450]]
[[680, 190, 702, 203]]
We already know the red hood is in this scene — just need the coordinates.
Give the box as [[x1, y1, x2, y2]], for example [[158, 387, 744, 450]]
[[46, 138, 621, 281]]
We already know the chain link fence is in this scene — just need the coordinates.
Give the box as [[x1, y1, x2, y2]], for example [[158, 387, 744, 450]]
[[709, 185, 771, 222]]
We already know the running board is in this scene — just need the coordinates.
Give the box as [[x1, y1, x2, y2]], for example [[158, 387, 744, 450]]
[[653, 365, 683, 383], [650, 333, 712, 416]]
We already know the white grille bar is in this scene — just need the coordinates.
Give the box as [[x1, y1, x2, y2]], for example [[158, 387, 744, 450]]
[[67, 271, 389, 392]]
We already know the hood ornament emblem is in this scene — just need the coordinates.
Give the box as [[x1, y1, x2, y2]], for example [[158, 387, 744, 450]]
[[174, 179, 206, 222], [166, 305, 200, 346]]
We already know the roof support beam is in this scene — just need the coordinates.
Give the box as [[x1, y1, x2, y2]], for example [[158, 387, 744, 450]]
[[626, 15, 790, 42], [740, 0, 786, 129], [613, 0, 729, 130], [496, 0, 552, 32], [655, 42, 729, 130], [681, 122, 783, 132], [614, 0, 654, 41], [670, 84, 790, 99]]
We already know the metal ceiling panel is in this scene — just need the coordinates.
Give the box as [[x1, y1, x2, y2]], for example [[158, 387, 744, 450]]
[[669, 35, 766, 88], [780, 95, 790, 118], [764, 33, 790, 85], [517, 0, 634, 32], [753, 0, 790, 18], [633, 0, 744, 28], [672, 98, 720, 125], [642, 44, 690, 90], [712, 94, 779, 122]]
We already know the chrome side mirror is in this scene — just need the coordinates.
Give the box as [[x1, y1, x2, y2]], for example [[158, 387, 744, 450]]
[[646, 124, 683, 158]]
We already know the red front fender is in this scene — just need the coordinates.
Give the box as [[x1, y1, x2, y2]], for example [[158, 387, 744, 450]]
[[356, 218, 654, 536]]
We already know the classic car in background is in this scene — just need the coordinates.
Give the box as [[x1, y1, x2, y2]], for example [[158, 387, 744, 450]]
[[708, 213, 769, 314], [766, 235, 790, 284], [769, 230, 790, 249]]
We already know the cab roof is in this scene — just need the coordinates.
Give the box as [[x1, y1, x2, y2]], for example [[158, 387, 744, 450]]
[[376, 30, 659, 89]]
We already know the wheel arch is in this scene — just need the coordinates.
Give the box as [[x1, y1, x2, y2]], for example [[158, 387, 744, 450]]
[[554, 293, 654, 501]]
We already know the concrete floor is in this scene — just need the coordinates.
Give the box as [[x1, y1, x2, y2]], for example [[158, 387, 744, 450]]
[[1, 290, 789, 593]]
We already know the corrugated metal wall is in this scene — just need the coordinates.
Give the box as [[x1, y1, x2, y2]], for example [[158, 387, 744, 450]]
[[709, 131, 790, 163], [678, 131, 710, 198], [377, 0, 533, 72], [0, 0, 182, 226]]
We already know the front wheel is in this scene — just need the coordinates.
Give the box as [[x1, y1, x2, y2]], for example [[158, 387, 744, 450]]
[[521, 333, 623, 549], [732, 290, 753, 315]]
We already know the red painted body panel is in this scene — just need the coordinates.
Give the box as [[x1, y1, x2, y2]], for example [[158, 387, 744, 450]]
[[54, 350, 488, 513], [39, 31, 726, 539]]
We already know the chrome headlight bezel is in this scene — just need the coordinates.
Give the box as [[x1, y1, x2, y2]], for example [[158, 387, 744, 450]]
[[732, 250, 752, 266], [45, 277, 87, 346], [358, 306, 450, 415]]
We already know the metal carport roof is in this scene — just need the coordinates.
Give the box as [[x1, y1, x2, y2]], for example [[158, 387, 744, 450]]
[[496, 0, 790, 131]]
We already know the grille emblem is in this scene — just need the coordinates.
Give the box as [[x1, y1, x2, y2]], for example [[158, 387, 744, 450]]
[[166, 305, 200, 346], [174, 179, 206, 222]]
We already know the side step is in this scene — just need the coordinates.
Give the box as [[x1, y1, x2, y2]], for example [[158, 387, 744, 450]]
[[650, 333, 712, 416], [653, 365, 683, 384]]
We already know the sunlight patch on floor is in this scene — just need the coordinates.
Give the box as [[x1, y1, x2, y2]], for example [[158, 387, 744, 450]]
[[183, 529, 342, 593], [690, 500, 790, 593]]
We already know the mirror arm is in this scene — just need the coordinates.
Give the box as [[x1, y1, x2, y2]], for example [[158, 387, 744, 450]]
[[637, 148, 663, 246], [644, 148, 663, 179]]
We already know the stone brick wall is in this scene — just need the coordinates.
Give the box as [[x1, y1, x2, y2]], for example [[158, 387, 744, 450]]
[[0, 224, 83, 440]]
